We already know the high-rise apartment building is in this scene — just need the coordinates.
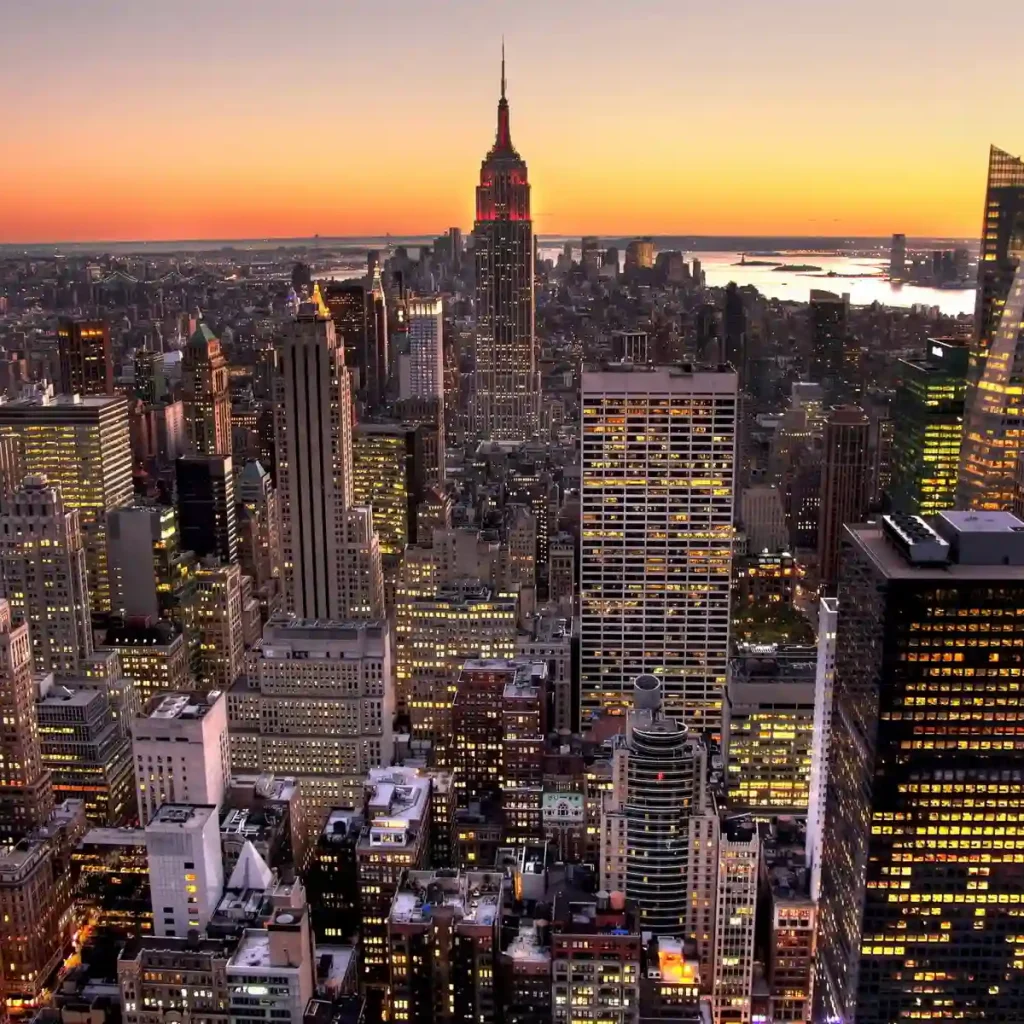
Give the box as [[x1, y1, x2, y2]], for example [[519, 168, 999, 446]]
[[580, 365, 737, 727], [404, 296, 444, 403], [131, 690, 230, 825], [817, 404, 871, 591], [471, 51, 538, 440], [388, 869, 503, 1023], [888, 338, 967, 515], [186, 561, 244, 690], [959, 146, 1024, 510], [57, 316, 113, 395], [182, 322, 232, 456], [0, 599, 52, 841], [0, 390, 132, 611], [711, 818, 760, 1024], [808, 290, 848, 395], [357, 767, 433, 1006], [816, 511, 1024, 1023], [275, 288, 384, 621], [227, 618, 394, 814], [0, 475, 92, 674], [724, 643, 816, 815], [176, 454, 238, 565]]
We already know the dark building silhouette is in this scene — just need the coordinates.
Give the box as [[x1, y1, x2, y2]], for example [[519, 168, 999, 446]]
[[58, 317, 113, 395], [175, 454, 237, 565]]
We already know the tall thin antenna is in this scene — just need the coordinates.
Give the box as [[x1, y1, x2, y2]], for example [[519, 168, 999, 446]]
[[501, 37, 506, 99]]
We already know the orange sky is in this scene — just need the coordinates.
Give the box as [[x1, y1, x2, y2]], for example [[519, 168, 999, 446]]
[[2, 0, 1020, 242]]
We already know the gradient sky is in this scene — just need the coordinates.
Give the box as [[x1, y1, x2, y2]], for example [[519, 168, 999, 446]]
[[3, 0, 1022, 242]]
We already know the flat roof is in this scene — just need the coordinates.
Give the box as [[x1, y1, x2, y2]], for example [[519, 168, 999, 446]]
[[144, 691, 221, 720]]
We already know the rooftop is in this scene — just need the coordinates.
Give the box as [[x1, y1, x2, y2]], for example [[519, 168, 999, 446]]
[[360, 768, 431, 849], [148, 804, 217, 829], [144, 690, 222, 721], [503, 922, 550, 964], [389, 870, 502, 928]]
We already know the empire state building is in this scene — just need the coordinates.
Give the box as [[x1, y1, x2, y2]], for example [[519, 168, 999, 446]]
[[471, 49, 538, 440]]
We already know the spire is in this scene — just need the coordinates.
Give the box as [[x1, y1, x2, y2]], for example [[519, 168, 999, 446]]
[[495, 40, 511, 150]]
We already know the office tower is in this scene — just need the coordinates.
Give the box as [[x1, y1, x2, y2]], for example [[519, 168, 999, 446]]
[[517, 610, 574, 732], [57, 316, 113, 395], [958, 148, 1024, 509], [501, 660, 547, 844], [145, 803, 224, 937], [0, 807, 84, 1011], [888, 338, 968, 514], [237, 459, 282, 611], [187, 561, 244, 690], [275, 287, 384, 621], [550, 893, 641, 1024], [764, 860, 816, 1024], [368, 268, 390, 410], [176, 454, 238, 565], [739, 484, 788, 552], [132, 690, 230, 825], [624, 237, 655, 274], [817, 404, 871, 591], [547, 532, 575, 606], [306, 808, 363, 941], [394, 580, 517, 740], [815, 511, 1024, 1023], [227, 618, 394, 815], [393, 395, 446, 488], [606, 675, 710, 935], [580, 365, 738, 727], [724, 643, 816, 814], [321, 279, 370, 393], [99, 620, 189, 705], [0, 599, 52, 841], [581, 236, 601, 277], [0, 475, 92, 674], [227, 905, 315, 1024], [471, 49, 538, 440], [808, 289, 847, 392], [610, 330, 650, 364], [0, 391, 132, 611], [404, 296, 444, 404], [182, 322, 232, 455], [889, 232, 907, 281], [357, 767, 433, 1006], [131, 398, 188, 473], [108, 503, 196, 623], [805, 595, 837, 901], [73, 828, 151, 938], [118, 935, 235, 1024], [723, 282, 747, 377], [387, 870, 503, 1023], [351, 423, 431, 583], [711, 818, 760, 1024], [37, 676, 134, 826]]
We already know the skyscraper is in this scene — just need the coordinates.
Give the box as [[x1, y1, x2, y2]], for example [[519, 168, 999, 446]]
[[57, 317, 113, 396], [274, 287, 384, 621], [0, 475, 92, 675], [888, 338, 968, 515], [808, 289, 847, 394], [580, 365, 737, 728], [176, 454, 238, 565], [182, 322, 232, 456], [958, 146, 1024, 509], [815, 512, 1024, 1023], [817, 404, 871, 591], [889, 232, 906, 281], [0, 391, 132, 611], [471, 47, 538, 440], [404, 296, 444, 403], [0, 598, 52, 842]]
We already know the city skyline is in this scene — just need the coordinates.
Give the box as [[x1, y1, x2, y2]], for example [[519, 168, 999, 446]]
[[4, 0, 1022, 242]]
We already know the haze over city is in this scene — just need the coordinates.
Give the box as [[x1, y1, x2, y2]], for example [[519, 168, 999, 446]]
[[4, 0, 1021, 242]]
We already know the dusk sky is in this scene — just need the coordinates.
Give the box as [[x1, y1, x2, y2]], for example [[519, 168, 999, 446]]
[[4, 0, 1022, 242]]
